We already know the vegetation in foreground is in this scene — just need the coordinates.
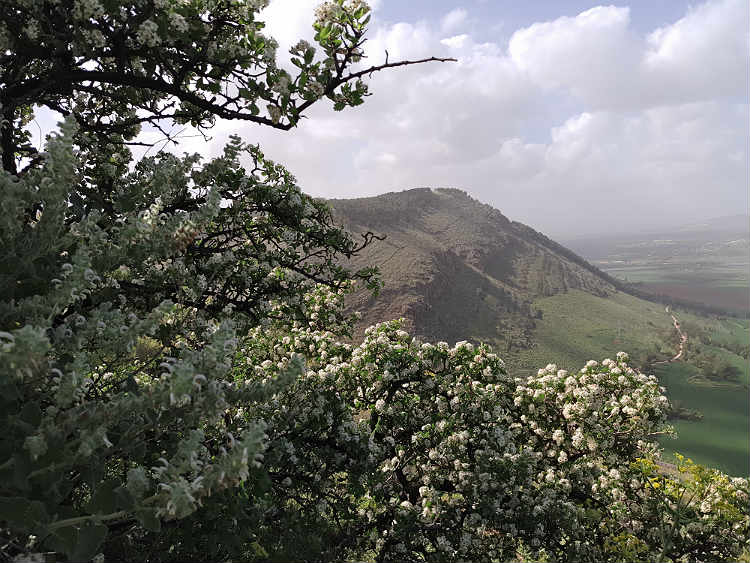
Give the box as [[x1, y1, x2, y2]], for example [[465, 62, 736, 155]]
[[1, 1, 748, 562]]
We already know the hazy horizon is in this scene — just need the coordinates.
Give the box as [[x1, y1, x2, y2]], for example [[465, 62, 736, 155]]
[[329, 187, 749, 240]]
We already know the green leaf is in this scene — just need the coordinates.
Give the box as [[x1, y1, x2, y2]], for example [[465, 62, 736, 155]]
[[86, 480, 118, 514], [31, 463, 67, 500], [47, 525, 77, 556], [135, 507, 161, 532], [249, 541, 269, 558], [80, 462, 104, 489], [0, 497, 49, 532], [113, 486, 135, 511], [12, 452, 32, 490], [70, 523, 108, 562], [0, 380, 21, 402], [20, 401, 42, 426]]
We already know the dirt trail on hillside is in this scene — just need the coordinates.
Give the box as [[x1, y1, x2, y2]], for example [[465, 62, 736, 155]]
[[654, 306, 688, 364]]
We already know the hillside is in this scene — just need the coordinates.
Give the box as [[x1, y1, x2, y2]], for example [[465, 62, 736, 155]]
[[331, 188, 749, 475], [332, 188, 616, 349]]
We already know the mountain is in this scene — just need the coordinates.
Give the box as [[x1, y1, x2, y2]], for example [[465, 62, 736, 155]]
[[332, 188, 617, 349]]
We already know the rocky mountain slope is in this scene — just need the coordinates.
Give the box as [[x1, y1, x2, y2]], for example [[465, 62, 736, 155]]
[[331, 188, 617, 348]]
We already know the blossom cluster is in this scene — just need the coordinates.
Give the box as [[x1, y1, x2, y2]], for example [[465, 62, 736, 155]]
[[234, 285, 749, 561]]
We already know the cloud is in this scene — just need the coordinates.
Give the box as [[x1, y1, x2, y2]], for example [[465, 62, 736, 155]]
[[222, 0, 747, 238], [477, 103, 749, 236], [508, 6, 643, 108], [441, 8, 468, 33], [507, 0, 749, 109], [26, 0, 743, 239], [644, 0, 750, 102], [440, 34, 469, 49]]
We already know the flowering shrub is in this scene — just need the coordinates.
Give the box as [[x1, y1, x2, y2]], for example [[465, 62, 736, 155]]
[[0, 116, 347, 561], [228, 288, 749, 562], [1, 1, 747, 562]]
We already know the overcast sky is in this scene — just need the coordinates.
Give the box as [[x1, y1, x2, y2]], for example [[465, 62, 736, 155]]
[[36, 0, 750, 239]]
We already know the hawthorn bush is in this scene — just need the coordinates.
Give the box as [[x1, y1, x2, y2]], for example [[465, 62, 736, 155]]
[[0, 0, 427, 557], [231, 289, 749, 562], [1, 1, 748, 562]]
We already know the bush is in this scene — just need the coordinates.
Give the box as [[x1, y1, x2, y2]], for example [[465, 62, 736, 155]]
[[1, 1, 747, 561]]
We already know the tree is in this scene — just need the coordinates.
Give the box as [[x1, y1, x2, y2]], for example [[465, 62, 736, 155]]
[[0, 0, 449, 176], [0, 1, 451, 560], [2, 1, 748, 562], [226, 300, 749, 562]]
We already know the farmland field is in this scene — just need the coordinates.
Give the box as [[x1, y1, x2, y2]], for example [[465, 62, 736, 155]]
[[638, 282, 748, 313], [563, 219, 749, 314], [602, 261, 749, 313], [655, 362, 749, 477]]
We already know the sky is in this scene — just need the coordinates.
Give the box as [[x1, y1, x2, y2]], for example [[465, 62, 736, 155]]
[[33, 0, 750, 239]]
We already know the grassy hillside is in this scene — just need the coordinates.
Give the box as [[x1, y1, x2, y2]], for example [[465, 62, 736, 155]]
[[333, 188, 615, 348], [507, 291, 668, 375]]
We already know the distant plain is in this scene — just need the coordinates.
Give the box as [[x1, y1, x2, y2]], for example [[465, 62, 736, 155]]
[[563, 216, 749, 314], [561, 218, 749, 475]]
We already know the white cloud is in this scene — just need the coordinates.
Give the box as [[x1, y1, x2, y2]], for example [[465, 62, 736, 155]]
[[645, 0, 750, 102], [25, 0, 743, 239], [473, 102, 749, 236], [440, 34, 468, 49], [508, 6, 642, 108], [507, 0, 749, 110], [441, 8, 468, 33], [226, 0, 747, 237]]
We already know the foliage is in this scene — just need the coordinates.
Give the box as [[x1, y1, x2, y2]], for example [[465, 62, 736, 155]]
[[629, 454, 750, 562], [0, 0, 449, 175], [1, 1, 748, 562], [0, 1, 450, 559], [0, 112, 372, 561], [692, 351, 742, 382], [207, 292, 748, 562]]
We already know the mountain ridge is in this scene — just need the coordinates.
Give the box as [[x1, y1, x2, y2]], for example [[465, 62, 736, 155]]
[[331, 188, 619, 347], [329, 188, 750, 476]]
